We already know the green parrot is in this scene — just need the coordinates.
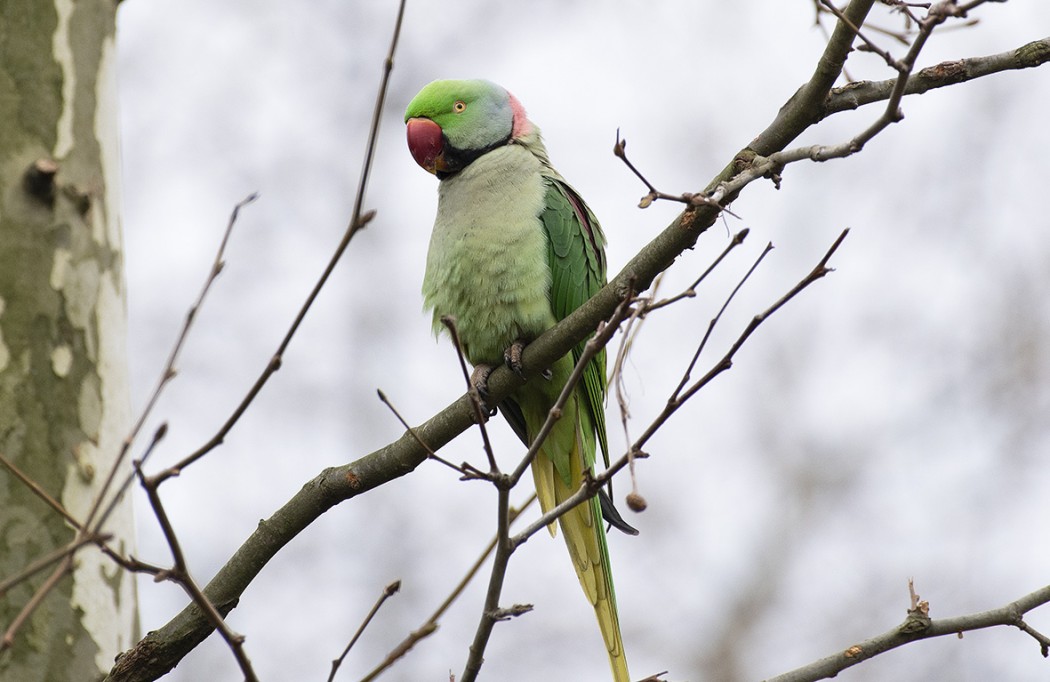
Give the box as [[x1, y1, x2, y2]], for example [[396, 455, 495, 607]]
[[405, 79, 632, 682]]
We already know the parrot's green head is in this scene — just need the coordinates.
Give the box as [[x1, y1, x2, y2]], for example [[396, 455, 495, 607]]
[[405, 79, 531, 178]]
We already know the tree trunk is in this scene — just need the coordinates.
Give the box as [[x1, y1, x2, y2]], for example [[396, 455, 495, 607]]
[[0, 1, 137, 680]]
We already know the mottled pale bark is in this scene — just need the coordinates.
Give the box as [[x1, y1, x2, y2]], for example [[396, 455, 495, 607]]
[[0, 1, 137, 680]]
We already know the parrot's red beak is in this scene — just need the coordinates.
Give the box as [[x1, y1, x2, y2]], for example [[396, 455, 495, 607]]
[[406, 117, 447, 175]]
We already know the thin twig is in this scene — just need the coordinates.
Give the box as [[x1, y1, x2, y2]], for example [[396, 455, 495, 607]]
[[723, 0, 983, 197], [765, 583, 1050, 682], [328, 580, 401, 682], [509, 468, 615, 549], [41, 190, 254, 589], [820, 0, 902, 68], [97, 192, 255, 500], [156, 0, 407, 481], [614, 131, 739, 217], [0, 454, 164, 580], [633, 230, 849, 454], [516, 231, 847, 546], [1, 195, 249, 640], [507, 293, 635, 488], [440, 316, 498, 475], [461, 482, 513, 682], [94, 423, 168, 540], [358, 495, 535, 682], [610, 228, 753, 500], [128, 193, 256, 459], [0, 425, 167, 643], [670, 241, 775, 401], [376, 389, 475, 477], [135, 462, 259, 682], [822, 37, 1050, 118], [1, 555, 74, 651], [646, 227, 750, 313], [0, 451, 79, 526], [610, 288, 653, 494], [0, 533, 110, 600]]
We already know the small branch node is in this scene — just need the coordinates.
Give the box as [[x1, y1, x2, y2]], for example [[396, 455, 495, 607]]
[[615, 128, 735, 216], [489, 603, 533, 621], [1015, 619, 1050, 658], [356, 208, 378, 230]]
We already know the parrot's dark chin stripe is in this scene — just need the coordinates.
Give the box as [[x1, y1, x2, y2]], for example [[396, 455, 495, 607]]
[[437, 134, 513, 180]]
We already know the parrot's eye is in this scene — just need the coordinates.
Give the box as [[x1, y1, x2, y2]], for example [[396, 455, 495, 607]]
[[453, 100, 467, 113]]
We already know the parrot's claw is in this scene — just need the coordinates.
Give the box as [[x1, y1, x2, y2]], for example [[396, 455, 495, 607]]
[[504, 339, 528, 379], [468, 364, 498, 416], [503, 340, 552, 380]]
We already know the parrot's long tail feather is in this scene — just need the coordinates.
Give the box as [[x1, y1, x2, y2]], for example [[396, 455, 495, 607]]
[[533, 427, 629, 682]]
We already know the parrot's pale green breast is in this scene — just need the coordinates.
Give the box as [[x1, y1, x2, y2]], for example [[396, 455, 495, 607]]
[[422, 142, 556, 366]]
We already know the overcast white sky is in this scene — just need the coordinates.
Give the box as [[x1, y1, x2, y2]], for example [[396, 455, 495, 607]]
[[115, 2, 1050, 680]]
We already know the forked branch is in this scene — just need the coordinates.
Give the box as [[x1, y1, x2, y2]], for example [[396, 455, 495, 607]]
[[766, 583, 1050, 682]]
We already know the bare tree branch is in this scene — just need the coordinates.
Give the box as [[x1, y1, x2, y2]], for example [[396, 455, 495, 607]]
[[513, 229, 847, 549], [1, 555, 74, 651], [358, 495, 535, 682], [328, 580, 400, 682], [154, 0, 405, 480], [765, 583, 1050, 682], [0, 533, 109, 605], [135, 462, 259, 682], [822, 36, 1050, 117], [744, 0, 878, 159], [441, 315, 498, 476], [129, 192, 256, 462], [0, 452, 80, 528], [631, 229, 849, 454], [377, 388, 474, 477], [461, 477, 516, 682]]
